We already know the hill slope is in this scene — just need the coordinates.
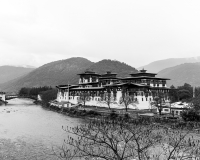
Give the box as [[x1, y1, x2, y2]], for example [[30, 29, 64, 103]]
[[0, 58, 138, 92], [0, 57, 94, 92], [0, 66, 35, 84], [157, 62, 200, 87], [88, 59, 138, 77], [138, 56, 200, 73]]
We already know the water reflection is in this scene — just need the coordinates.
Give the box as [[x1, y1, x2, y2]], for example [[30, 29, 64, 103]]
[[0, 98, 81, 159]]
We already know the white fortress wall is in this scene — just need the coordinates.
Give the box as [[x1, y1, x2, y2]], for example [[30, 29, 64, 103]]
[[0, 94, 5, 101]]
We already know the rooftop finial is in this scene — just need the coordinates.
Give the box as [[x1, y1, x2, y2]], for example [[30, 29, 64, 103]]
[[106, 71, 111, 74], [140, 68, 147, 73]]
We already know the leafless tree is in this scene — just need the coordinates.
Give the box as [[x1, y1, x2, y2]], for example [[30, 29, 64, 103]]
[[99, 92, 116, 110], [151, 92, 165, 115], [155, 128, 200, 160], [78, 92, 91, 109], [119, 95, 138, 112], [58, 118, 164, 160], [54, 116, 200, 160]]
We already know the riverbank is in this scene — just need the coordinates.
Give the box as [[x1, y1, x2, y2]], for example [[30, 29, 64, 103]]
[[34, 100, 200, 134], [34, 100, 141, 121], [34, 100, 103, 118]]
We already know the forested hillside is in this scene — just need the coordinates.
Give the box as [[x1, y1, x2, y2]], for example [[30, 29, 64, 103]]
[[0, 58, 137, 92], [88, 59, 138, 77], [0, 57, 94, 92], [157, 62, 200, 87]]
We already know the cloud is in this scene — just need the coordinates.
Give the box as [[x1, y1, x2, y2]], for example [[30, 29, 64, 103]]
[[1, 0, 200, 67]]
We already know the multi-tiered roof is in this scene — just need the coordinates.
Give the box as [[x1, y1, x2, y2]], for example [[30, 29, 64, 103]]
[[57, 69, 170, 91]]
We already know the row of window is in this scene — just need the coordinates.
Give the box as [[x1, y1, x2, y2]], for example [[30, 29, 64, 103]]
[[61, 93, 168, 101], [172, 110, 183, 115], [141, 98, 152, 101], [69, 96, 101, 101], [66, 96, 154, 102], [161, 108, 183, 115]]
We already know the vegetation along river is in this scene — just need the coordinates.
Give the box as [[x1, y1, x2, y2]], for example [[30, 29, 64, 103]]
[[0, 98, 82, 160]]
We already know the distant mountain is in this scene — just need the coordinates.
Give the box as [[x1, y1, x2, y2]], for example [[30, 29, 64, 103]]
[[88, 59, 138, 77], [0, 57, 94, 92], [15, 65, 36, 68], [0, 66, 35, 84], [138, 56, 200, 73], [0, 58, 138, 92], [157, 62, 200, 87]]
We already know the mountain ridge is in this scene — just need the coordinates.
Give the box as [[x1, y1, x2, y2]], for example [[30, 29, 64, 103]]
[[157, 62, 200, 87], [0, 57, 138, 92], [0, 66, 35, 84], [138, 56, 200, 73]]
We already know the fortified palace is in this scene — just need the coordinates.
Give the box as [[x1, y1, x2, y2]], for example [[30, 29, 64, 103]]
[[56, 69, 170, 110]]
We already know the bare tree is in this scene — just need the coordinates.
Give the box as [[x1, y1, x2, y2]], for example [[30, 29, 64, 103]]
[[58, 118, 164, 160], [54, 117, 200, 160], [78, 92, 91, 109], [158, 128, 200, 160], [99, 92, 115, 110], [119, 94, 138, 112], [151, 92, 165, 115]]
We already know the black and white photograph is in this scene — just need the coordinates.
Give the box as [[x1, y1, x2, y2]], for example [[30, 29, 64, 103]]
[[1, 0, 200, 159]]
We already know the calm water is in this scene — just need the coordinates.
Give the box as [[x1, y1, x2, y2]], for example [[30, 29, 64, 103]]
[[0, 98, 82, 160]]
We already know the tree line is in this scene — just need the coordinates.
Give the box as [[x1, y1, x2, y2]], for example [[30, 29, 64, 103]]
[[169, 83, 200, 103], [18, 86, 57, 105]]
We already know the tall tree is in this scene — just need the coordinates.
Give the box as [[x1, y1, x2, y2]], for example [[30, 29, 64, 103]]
[[177, 89, 192, 101], [191, 94, 200, 111], [169, 85, 178, 103], [177, 83, 193, 101], [40, 88, 58, 105]]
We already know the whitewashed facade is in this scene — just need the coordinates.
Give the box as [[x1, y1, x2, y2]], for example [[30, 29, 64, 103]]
[[56, 69, 170, 110]]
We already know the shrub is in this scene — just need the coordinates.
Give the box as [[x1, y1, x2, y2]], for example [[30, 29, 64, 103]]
[[124, 113, 130, 120], [87, 110, 101, 116], [109, 110, 118, 119], [181, 109, 200, 121]]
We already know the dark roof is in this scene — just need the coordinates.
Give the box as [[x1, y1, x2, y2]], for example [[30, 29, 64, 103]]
[[79, 82, 98, 85], [130, 69, 156, 75], [104, 82, 150, 88], [56, 85, 79, 89], [150, 86, 170, 90], [99, 77, 119, 80], [101, 71, 117, 76], [70, 87, 105, 90], [121, 76, 170, 80], [130, 72, 157, 75], [78, 70, 101, 76]]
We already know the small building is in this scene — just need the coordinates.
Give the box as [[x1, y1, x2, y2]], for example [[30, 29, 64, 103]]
[[0, 92, 6, 102], [155, 102, 190, 116], [170, 102, 190, 116], [56, 69, 171, 109]]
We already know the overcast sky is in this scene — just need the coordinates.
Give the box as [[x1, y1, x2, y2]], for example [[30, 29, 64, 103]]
[[1, 0, 200, 68]]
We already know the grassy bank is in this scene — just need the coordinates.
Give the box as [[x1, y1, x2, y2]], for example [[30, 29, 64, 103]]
[[34, 100, 200, 134]]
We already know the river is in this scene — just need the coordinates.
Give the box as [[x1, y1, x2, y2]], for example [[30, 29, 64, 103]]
[[0, 98, 82, 160]]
